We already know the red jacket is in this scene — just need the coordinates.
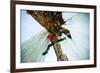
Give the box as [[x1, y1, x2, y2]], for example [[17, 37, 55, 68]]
[[47, 34, 58, 41], [47, 34, 54, 41]]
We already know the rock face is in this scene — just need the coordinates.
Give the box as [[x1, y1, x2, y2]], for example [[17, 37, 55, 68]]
[[27, 10, 70, 36], [27, 10, 69, 61], [53, 42, 68, 61]]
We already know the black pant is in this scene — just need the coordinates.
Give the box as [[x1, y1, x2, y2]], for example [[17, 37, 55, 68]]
[[42, 37, 66, 55]]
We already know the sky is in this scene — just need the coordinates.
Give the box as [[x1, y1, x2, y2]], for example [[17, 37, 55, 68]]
[[20, 10, 90, 62]]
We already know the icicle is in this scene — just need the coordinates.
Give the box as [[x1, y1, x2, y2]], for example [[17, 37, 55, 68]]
[[21, 29, 49, 63]]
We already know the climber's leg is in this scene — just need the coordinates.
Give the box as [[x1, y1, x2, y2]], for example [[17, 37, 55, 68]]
[[60, 27, 72, 39], [42, 37, 66, 56], [57, 37, 66, 42], [42, 43, 54, 55]]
